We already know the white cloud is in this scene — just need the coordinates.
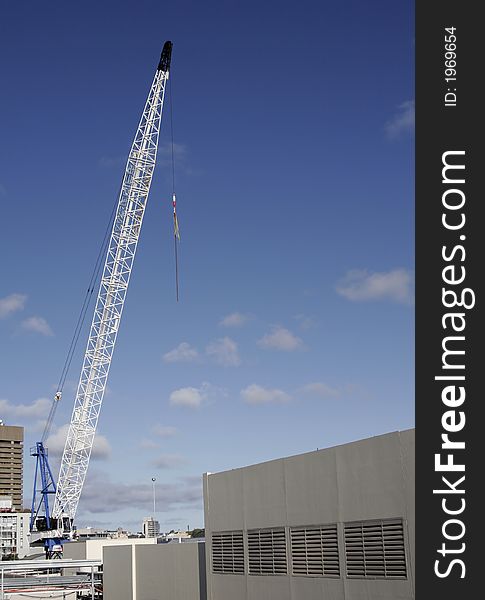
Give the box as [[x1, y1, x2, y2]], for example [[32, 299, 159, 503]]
[[301, 382, 340, 398], [163, 342, 199, 363], [153, 453, 187, 470], [169, 382, 222, 409], [206, 337, 241, 366], [0, 397, 51, 420], [293, 314, 317, 330], [91, 434, 111, 460], [21, 316, 54, 336], [152, 424, 178, 438], [219, 312, 249, 327], [0, 293, 27, 318], [45, 424, 111, 460], [241, 384, 291, 405], [169, 386, 204, 408], [385, 100, 415, 139], [336, 269, 414, 304], [257, 326, 303, 351], [140, 438, 160, 449]]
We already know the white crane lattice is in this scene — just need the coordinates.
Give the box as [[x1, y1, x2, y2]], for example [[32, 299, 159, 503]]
[[53, 45, 172, 521]]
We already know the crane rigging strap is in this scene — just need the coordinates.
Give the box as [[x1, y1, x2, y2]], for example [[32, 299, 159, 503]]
[[169, 74, 180, 302]]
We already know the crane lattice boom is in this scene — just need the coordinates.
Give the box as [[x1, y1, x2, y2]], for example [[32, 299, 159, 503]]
[[52, 43, 172, 521]]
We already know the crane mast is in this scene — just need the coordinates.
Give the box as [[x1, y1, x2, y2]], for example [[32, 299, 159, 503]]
[[52, 42, 173, 524]]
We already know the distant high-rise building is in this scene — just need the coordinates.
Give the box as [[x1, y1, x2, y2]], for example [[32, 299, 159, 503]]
[[142, 517, 160, 538], [0, 424, 23, 510]]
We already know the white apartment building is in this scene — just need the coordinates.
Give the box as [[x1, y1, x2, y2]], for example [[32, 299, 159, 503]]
[[0, 510, 30, 559], [142, 517, 160, 538]]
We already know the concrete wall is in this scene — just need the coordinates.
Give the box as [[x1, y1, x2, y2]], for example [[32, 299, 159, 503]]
[[63, 539, 87, 560], [103, 544, 133, 600], [204, 429, 415, 600], [136, 542, 206, 600], [63, 536, 156, 560], [103, 541, 206, 600]]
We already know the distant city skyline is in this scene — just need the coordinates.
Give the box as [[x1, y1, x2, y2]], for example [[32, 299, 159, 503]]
[[0, 0, 414, 530]]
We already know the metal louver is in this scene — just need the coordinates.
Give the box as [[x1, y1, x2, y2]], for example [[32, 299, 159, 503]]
[[290, 524, 340, 577], [248, 528, 288, 575], [344, 519, 407, 579], [212, 531, 244, 574]]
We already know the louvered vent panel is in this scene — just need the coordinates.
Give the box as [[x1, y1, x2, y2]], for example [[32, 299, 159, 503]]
[[212, 531, 244, 574], [248, 528, 288, 575], [344, 519, 407, 579], [290, 524, 340, 576]]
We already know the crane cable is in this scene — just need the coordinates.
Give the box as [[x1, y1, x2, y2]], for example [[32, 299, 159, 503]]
[[42, 187, 120, 443], [169, 74, 180, 302]]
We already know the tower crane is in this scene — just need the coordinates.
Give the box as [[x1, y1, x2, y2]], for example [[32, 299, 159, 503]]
[[29, 41, 173, 558]]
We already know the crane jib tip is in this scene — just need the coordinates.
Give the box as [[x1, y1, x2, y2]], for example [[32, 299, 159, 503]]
[[158, 41, 173, 72]]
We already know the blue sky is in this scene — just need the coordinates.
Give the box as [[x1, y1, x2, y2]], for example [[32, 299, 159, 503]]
[[0, 0, 414, 532]]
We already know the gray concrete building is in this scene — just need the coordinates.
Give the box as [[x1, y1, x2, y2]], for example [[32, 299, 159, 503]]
[[63, 537, 157, 561], [103, 540, 206, 600], [100, 429, 414, 600], [203, 429, 414, 600]]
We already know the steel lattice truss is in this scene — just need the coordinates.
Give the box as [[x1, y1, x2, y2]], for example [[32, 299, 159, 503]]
[[53, 64, 169, 521]]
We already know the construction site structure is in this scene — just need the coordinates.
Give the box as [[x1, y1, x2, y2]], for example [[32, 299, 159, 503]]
[[29, 41, 173, 558]]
